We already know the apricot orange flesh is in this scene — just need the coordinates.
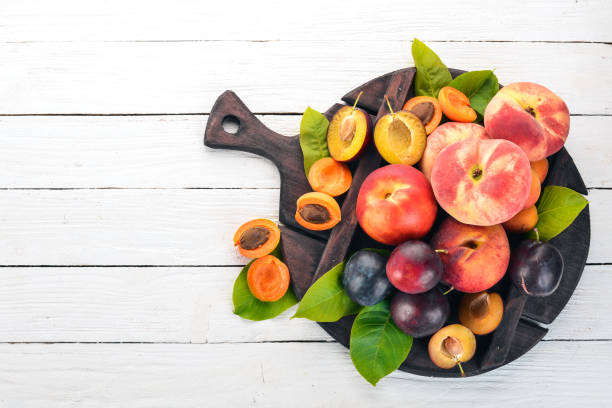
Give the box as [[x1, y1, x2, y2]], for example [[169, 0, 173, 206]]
[[458, 292, 504, 335], [295, 192, 341, 231], [233, 219, 281, 259], [428, 324, 476, 374], [438, 86, 477, 123], [307, 157, 352, 197], [247, 255, 290, 302], [503, 206, 538, 234], [327, 106, 372, 162], [403, 96, 442, 134]]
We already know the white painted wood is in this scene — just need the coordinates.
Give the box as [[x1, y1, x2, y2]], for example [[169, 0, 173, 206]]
[[0, 115, 609, 188], [0, 265, 607, 343], [0, 188, 603, 265], [2, 0, 610, 43], [0, 41, 610, 114], [0, 342, 608, 407]]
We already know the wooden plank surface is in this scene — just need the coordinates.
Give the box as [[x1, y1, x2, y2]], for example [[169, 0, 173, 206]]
[[0, 115, 609, 188], [0, 265, 607, 344], [0, 188, 606, 265], [0, 342, 609, 407], [2, 0, 610, 43], [0, 42, 610, 114]]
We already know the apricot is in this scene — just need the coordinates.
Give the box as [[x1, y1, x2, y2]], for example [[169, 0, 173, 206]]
[[403, 96, 442, 134], [438, 86, 477, 123], [295, 191, 341, 231], [458, 292, 503, 335], [307, 157, 352, 197], [428, 324, 476, 376], [503, 206, 538, 234], [247, 255, 290, 302], [524, 169, 541, 209], [233, 219, 281, 259], [531, 158, 549, 183]]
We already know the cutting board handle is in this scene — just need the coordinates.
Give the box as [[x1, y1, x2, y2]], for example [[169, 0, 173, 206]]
[[204, 90, 286, 164]]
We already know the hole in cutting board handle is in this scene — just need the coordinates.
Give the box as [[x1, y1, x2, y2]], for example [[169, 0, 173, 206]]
[[222, 115, 240, 134]]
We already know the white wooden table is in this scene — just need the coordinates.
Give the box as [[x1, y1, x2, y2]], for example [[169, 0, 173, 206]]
[[0, 1, 610, 406]]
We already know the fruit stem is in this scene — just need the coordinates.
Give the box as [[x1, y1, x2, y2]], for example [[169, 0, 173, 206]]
[[352, 91, 363, 111], [456, 360, 465, 377], [442, 286, 454, 296], [533, 227, 540, 242], [435, 249, 449, 254], [384, 94, 396, 117]]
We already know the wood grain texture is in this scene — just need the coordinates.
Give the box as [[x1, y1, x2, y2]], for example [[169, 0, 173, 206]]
[[0, 188, 605, 265], [2, 0, 610, 42], [0, 42, 610, 114], [0, 265, 608, 344], [0, 342, 609, 407], [0, 115, 608, 189]]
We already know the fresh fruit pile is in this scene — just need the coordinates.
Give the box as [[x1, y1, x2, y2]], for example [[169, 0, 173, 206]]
[[229, 39, 588, 384]]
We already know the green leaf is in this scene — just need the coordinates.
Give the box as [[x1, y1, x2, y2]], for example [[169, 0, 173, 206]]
[[350, 301, 413, 386], [412, 38, 452, 97], [527, 185, 589, 241], [232, 247, 298, 321], [292, 261, 362, 322], [448, 70, 499, 116], [299, 107, 330, 175]]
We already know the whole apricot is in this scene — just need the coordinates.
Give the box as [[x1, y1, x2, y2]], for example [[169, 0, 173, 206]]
[[524, 169, 541, 208], [531, 159, 549, 183], [458, 292, 503, 335], [503, 206, 538, 234]]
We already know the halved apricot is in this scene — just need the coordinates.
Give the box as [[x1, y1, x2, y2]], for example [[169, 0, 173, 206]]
[[503, 205, 538, 234], [438, 86, 477, 123], [307, 157, 352, 197], [403, 96, 442, 134], [295, 192, 341, 231], [327, 104, 372, 162], [531, 159, 549, 183], [233, 219, 281, 259], [458, 292, 503, 335], [247, 255, 290, 302], [374, 110, 427, 165]]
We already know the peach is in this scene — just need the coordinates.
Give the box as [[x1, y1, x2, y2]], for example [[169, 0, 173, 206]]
[[430, 138, 532, 226], [503, 205, 538, 234], [356, 164, 437, 245], [430, 217, 510, 293], [428, 324, 476, 375], [458, 292, 503, 335], [419, 122, 488, 181], [484, 82, 570, 161]]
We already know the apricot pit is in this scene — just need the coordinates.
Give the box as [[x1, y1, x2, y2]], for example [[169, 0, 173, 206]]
[[233, 219, 281, 259], [295, 192, 341, 231]]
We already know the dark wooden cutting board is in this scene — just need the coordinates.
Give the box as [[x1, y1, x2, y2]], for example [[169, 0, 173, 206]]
[[204, 68, 590, 377]]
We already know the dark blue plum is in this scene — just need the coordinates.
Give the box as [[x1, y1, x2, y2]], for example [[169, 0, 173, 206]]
[[390, 289, 449, 338], [509, 239, 564, 297], [342, 250, 393, 306]]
